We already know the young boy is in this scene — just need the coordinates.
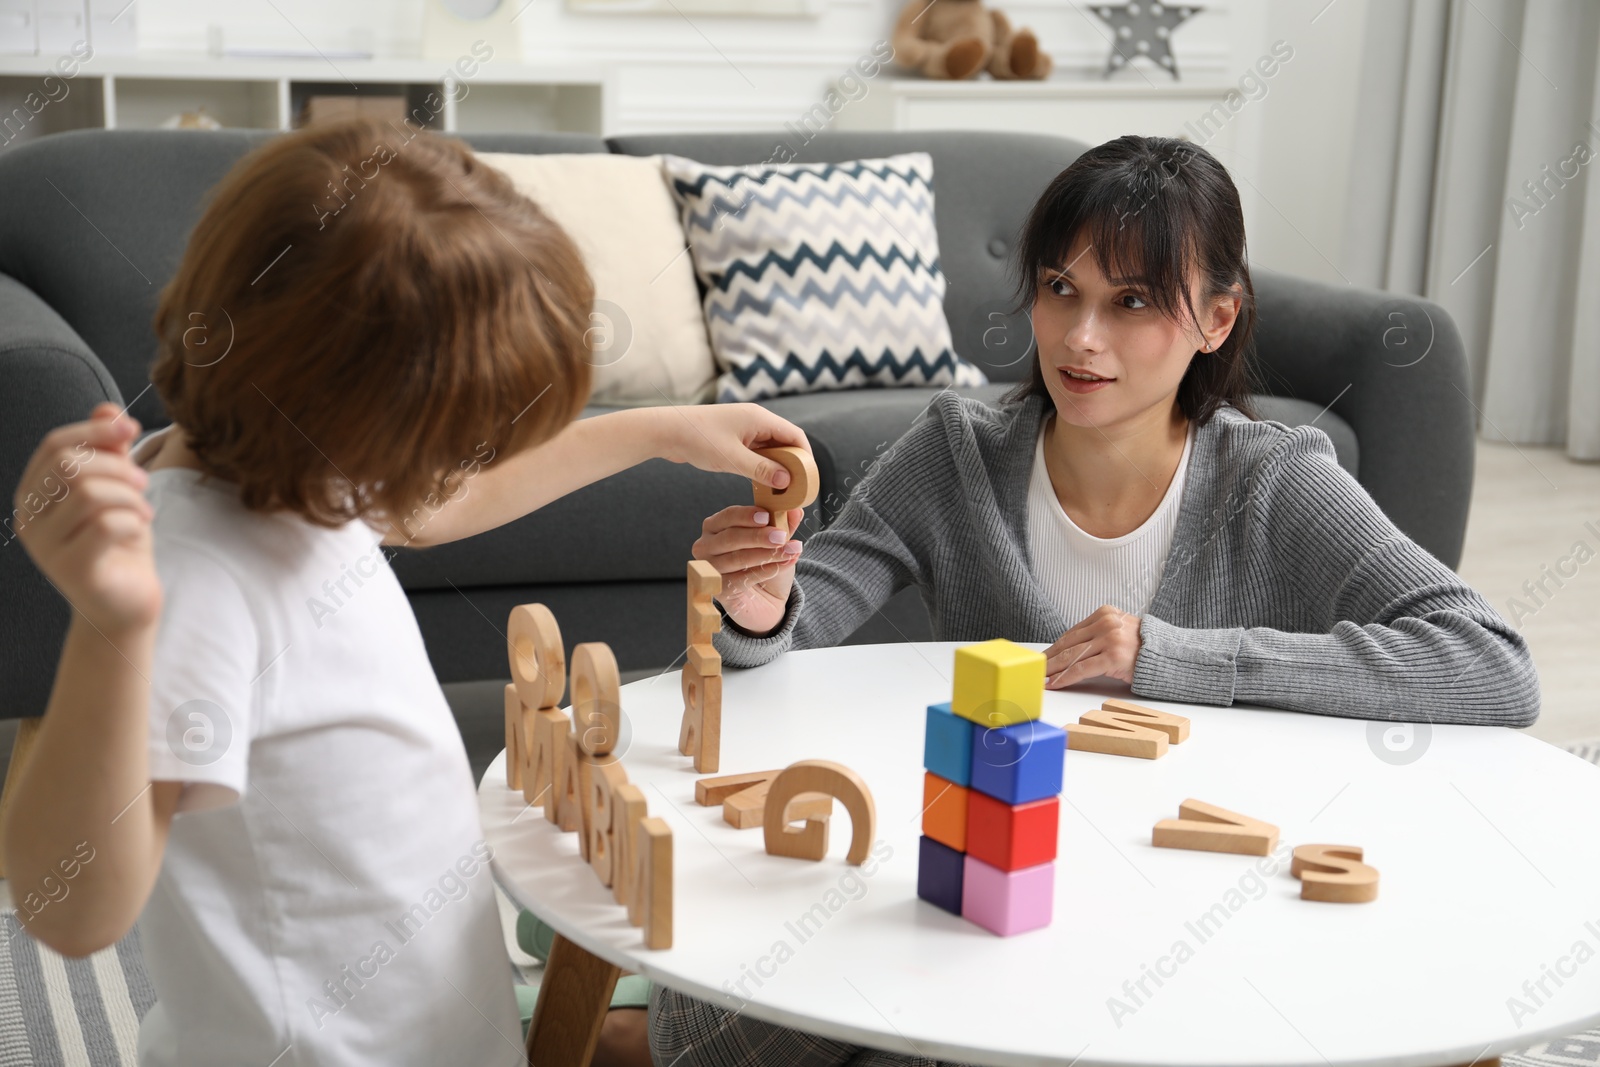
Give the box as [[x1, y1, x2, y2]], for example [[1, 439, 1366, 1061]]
[[4, 118, 806, 1066]]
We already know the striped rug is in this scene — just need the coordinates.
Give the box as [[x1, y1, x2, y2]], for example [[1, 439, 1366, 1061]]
[[0, 914, 152, 1066], [3, 739, 1599, 1066]]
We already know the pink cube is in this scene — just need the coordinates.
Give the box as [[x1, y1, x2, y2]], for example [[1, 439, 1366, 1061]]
[[961, 854, 1054, 936]]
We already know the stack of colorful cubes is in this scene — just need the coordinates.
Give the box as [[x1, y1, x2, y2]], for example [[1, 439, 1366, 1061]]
[[917, 639, 1066, 936]]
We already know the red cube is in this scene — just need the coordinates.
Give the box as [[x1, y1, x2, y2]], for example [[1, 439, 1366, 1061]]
[[966, 791, 1058, 871]]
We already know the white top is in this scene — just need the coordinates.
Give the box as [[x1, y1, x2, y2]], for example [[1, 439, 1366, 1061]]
[[1025, 415, 1194, 622], [480, 643, 1600, 1067], [134, 435, 518, 1067]]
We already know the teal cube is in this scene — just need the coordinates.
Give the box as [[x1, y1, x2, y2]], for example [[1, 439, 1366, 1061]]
[[924, 702, 973, 786]]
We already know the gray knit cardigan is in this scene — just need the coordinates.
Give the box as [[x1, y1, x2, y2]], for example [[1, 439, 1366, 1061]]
[[711, 391, 1539, 727]]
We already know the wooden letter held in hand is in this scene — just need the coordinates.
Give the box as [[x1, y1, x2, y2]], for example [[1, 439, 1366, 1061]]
[[751, 446, 819, 537], [762, 760, 875, 865], [695, 770, 832, 829], [1152, 799, 1278, 856], [680, 560, 724, 773], [1291, 844, 1379, 903], [1064, 699, 1190, 760]]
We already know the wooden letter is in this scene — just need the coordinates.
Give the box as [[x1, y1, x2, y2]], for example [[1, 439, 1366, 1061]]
[[1152, 799, 1278, 856], [687, 558, 722, 599], [695, 770, 831, 829], [518, 705, 539, 799], [679, 646, 722, 774], [751, 446, 820, 536], [687, 602, 721, 647], [555, 731, 586, 837], [762, 760, 875, 865], [611, 783, 647, 911], [695, 770, 779, 805], [571, 642, 622, 758], [504, 683, 523, 790], [507, 603, 565, 711], [632, 816, 673, 949], [1065, 700, 1190, 760], [530, 708, 570, 815], [1291, 844, 1379, 903], [582, 758, 629, 887]]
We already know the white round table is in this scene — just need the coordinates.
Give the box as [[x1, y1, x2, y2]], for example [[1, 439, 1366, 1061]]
[[479, 642, 1600, 1066]]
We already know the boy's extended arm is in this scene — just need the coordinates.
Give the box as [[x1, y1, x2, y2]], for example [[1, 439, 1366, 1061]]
[[6, 405, 180, 958], [387, 404, 810, 548], [3, 617, 181, 957]]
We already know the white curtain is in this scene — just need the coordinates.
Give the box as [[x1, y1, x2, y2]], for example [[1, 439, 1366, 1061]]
[[1343, 0, 1600, 461]]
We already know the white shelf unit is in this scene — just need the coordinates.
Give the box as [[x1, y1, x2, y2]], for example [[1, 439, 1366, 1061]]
[[0, 53, 613, 143], [833, 76, 1264, 222], [837, 77, 1245, 154]]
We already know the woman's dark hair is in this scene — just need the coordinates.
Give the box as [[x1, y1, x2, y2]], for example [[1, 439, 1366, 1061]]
[[1002, 135, 1257, 424]]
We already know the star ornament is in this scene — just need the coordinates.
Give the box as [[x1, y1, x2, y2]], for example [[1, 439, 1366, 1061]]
[[1091, 2, 1202, 80]]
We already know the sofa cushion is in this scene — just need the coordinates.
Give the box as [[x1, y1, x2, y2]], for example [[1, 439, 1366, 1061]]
[[474, 152, 717, 404], [610, 131, 1091, 385], [389, 389, 1358, 592], [659, 151, 987, 401]]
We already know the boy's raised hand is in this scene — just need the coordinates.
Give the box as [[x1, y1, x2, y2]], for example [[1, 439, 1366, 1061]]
[[692, 505, 805, 637], [13, 403, 162, 635], [658, 403, 810, 492]]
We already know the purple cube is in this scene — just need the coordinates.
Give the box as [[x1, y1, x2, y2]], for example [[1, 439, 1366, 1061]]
[[916, 835, 965, 915]]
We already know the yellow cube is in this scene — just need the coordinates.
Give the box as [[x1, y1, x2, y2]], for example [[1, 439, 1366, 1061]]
[[951, 639, 1045, 726]]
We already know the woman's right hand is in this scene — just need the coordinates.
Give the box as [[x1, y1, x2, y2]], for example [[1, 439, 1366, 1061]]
[[691, 505, 805, 637]]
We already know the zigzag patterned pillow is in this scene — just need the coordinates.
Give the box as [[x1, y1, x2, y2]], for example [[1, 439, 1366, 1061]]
[[661, 152, 988, 402]]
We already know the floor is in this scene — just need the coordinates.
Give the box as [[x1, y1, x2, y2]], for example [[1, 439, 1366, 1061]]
[[1455, 441, 1600, 745]]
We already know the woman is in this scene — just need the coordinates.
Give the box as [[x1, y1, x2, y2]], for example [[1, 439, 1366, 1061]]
[[658, 134, 1537, 1066]]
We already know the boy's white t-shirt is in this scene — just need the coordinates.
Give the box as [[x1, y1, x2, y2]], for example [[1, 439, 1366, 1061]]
[[135, 435, 520, 1067]]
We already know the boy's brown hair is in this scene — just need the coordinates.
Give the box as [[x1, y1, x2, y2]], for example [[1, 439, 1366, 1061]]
[[151, 118, 594, 531]]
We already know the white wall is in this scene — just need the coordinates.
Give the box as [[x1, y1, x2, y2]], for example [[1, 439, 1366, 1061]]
[[1252, 0, 1371, 285], [131, 0, 1365, 283]]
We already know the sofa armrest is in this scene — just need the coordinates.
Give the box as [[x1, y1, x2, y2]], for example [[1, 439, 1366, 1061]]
[[1250, 266, 1474, 569], [0, 272, 124, 720]]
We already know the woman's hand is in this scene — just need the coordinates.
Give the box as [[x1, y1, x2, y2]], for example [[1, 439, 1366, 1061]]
[[1044, 605, 1142, 689], [13, 403, 161, 635], [691, 505, 805, 637], [655, 403, 810, 492]]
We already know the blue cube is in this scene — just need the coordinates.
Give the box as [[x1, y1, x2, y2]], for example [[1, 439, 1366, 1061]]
[[970, 719, 1065, 804], [917, 835, 965, 915], [923, 702, 973, 786]]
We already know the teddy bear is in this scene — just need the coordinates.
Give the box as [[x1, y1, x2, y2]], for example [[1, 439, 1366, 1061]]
[[892, 0, 1053, 80]]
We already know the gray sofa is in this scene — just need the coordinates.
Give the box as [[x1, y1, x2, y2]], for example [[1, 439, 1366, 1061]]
[[0, 127, 1476, 727]]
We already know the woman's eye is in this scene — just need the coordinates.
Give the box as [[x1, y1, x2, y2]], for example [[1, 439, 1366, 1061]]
[[1045, 277, 1072, 297], [1121, 292, 1149, 310]]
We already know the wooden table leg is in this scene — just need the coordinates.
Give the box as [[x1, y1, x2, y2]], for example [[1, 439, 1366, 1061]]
[[526, 933, 622, 1067], [0, 717, 43, 880]]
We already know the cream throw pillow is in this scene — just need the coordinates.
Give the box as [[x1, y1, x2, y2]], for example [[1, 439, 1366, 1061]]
[[475, 152, 717, 405]]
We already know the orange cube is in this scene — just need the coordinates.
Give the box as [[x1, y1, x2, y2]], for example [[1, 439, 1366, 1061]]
[[922, 771, 969, 852]]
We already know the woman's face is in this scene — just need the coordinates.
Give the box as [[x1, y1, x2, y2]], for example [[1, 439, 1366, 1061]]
[[1030, 232, 1232, 431]]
